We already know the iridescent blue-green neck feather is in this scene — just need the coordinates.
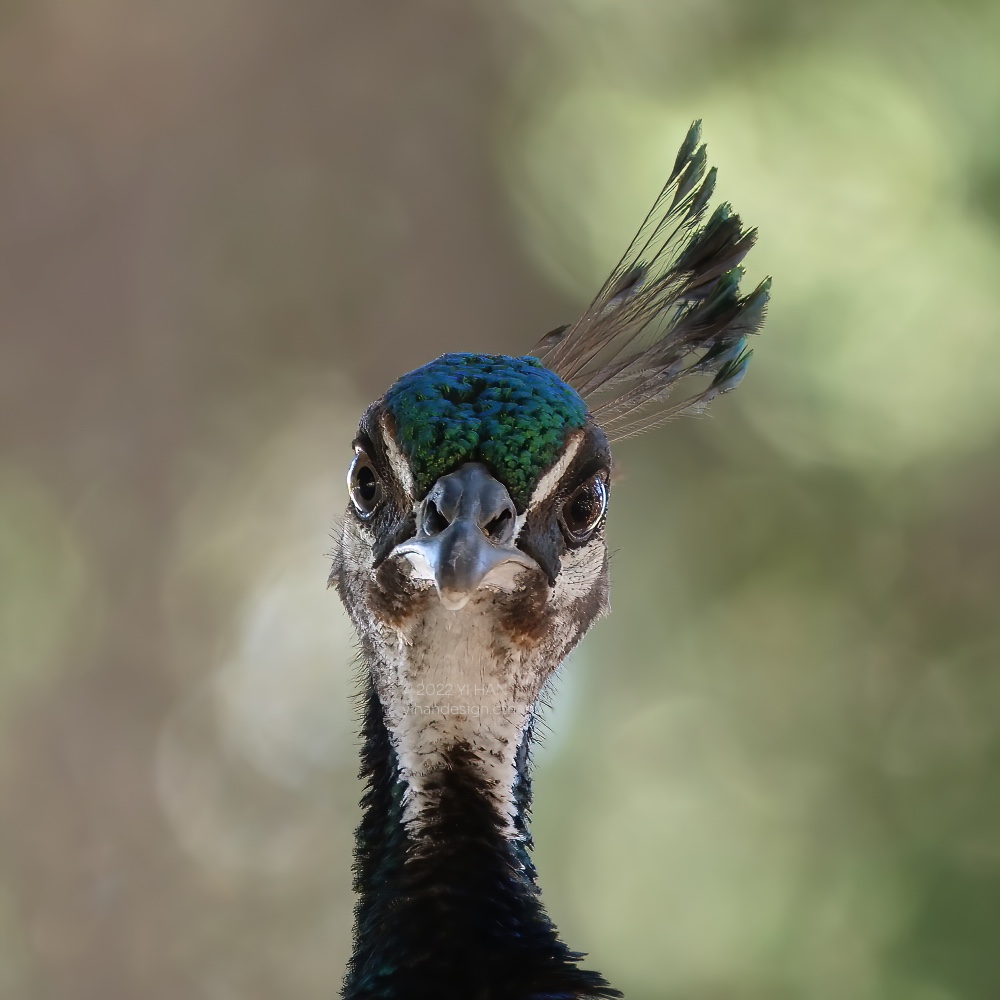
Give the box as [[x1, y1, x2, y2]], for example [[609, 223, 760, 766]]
[[384, 353, 589, 507]]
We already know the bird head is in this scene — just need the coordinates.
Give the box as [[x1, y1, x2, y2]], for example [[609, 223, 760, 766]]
[[334, 352, 612, 676]]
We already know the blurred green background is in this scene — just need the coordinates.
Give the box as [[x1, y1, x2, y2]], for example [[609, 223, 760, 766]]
[[2, 1, 1000, 998]]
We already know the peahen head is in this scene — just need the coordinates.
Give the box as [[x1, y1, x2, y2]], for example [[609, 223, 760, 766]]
[[330, 122, 770, 1000]]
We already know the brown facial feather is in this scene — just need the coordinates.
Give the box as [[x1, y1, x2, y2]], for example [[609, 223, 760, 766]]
[[491, 571, 555, 650], [369, 557, 434, 629]]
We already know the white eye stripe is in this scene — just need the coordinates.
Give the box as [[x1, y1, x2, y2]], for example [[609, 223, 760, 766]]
[[378, 411, 418, 498], [526, 431, 584, 511]]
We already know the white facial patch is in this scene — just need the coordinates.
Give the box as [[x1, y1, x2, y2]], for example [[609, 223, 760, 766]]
[[379, 411, 417, 499], [526, 430, 583, 511], [396, 550, 536, 607]]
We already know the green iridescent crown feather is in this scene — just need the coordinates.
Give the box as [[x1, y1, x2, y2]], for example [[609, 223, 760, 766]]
[[384, 353, 589, 507]]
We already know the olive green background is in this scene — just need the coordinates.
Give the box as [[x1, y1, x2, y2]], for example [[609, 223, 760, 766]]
[[2, 1, 1000, 998]]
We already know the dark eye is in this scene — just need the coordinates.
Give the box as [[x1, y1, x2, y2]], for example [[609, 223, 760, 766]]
[[559, 473, 608, 543], [348, 448, 382, 518]]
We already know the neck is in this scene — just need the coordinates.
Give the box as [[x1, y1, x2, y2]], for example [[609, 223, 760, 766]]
[[343, 678, 620, 1000]]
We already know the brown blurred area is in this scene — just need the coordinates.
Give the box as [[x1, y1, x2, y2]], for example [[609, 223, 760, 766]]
[[3, 2, 1000, 999]]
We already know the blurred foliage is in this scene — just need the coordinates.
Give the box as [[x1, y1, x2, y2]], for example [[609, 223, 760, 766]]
[[1, 0, 999, 999], [0, 469, 100, 728]]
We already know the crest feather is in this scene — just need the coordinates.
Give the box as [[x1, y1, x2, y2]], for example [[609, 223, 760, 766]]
[[533, 121, 770, 441]]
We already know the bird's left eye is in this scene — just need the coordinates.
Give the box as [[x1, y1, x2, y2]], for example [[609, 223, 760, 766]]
[[559, 473, 608, 544], [348, 448, 383, 518]]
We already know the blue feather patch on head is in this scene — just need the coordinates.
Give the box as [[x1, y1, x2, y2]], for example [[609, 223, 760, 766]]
[[384, 353, 589, 506]]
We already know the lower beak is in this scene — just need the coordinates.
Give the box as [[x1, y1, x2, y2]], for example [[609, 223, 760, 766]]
[[391, 463, 539, 611]]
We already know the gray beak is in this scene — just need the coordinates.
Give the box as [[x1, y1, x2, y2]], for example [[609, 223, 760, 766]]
[[392, 462, 539, 610]]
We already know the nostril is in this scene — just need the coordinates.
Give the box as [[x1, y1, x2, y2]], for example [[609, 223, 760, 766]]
[[482, 507, 513, 541], [422, 498, 449, 536]]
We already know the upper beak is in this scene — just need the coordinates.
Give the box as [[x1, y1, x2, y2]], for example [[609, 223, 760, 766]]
[[391, 462, 539, 610]]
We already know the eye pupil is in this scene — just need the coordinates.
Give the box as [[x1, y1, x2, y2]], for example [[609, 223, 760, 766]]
[[356, 465, 377, 502], [561, 475, 608, 541], [349, 451, 382, 517], [569, 491, 596, 525]]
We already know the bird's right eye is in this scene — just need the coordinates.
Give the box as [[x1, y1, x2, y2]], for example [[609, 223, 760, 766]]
[[348, 448, 382, 518]]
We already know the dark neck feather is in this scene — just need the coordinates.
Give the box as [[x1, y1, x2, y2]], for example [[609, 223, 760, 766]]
[[344, 681, 620, 1000]]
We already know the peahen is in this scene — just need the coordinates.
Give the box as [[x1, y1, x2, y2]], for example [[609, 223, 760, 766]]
[[330, 121, 770, 1000]]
